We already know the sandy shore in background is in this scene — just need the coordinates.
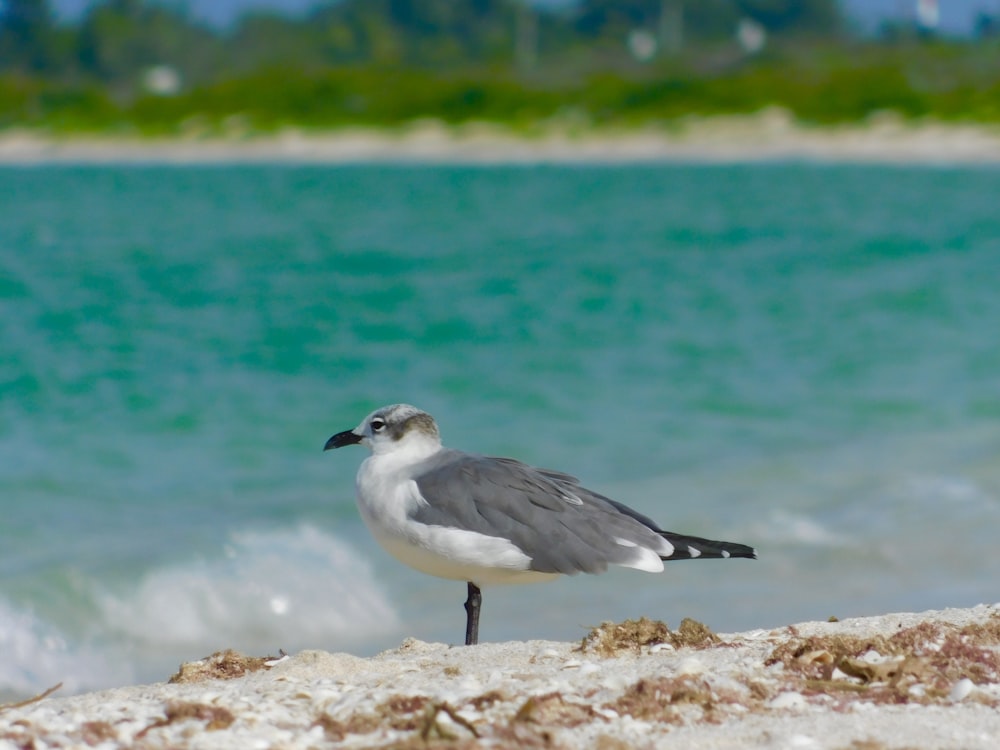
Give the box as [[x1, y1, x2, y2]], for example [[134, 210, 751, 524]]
[[3, 604, 999, 749], [3, 113, 1000, 165]]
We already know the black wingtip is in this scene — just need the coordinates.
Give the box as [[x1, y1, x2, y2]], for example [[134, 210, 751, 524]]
[[722, 542, 757, 560], [659, 533, 757, 562]]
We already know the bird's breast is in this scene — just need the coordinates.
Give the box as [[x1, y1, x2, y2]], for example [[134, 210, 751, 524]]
[[355, 457, 421, 540]]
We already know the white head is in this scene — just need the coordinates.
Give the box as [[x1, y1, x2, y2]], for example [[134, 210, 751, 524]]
[[324, 404, 442, 457]]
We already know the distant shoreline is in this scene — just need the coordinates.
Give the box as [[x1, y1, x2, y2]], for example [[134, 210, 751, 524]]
[[3, 113, 1000, 165]]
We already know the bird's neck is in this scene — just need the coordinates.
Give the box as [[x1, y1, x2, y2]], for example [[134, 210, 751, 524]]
[[369, 432, 443, 467]]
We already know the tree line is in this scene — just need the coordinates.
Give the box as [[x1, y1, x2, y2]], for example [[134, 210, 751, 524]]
[[2, 0, 844, 87], [2, 0, 998, 133]]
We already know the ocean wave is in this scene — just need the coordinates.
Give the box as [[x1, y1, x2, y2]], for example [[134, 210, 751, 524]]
[[1, 525, 398, 698], [95, 524, 400, 654], [0, 599, 132, 700], [745, 510, 849, 547], [897, 474, 994, 507]]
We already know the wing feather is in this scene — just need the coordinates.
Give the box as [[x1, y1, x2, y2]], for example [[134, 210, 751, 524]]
[[411, 451, 668, 575]]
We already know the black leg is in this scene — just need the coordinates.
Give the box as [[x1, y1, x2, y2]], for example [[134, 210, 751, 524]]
[[464, 582, 482, 646]]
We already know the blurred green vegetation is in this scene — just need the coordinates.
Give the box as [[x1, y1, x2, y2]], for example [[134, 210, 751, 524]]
[[1, 0, 999, 134]]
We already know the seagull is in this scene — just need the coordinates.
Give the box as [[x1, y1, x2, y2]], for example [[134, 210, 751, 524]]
[[324, 404, 756, 646]]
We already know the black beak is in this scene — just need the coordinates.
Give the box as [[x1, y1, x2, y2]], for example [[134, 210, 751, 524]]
[[324, 430, 363, 451]]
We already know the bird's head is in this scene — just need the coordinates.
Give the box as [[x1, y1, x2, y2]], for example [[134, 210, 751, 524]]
[[324, 404, 442, 457]]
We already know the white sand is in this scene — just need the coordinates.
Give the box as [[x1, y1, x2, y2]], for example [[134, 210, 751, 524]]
[[3, 112, 1000, 164], [3, 604, 999, 749]]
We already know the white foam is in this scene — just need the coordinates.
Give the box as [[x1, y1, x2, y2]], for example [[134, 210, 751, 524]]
[[748, 510, 847, 547], [1, 526, 399, 698], [0, 598, 132, 699], [902, 474, 992, 506], [96, 525, 400, 657]]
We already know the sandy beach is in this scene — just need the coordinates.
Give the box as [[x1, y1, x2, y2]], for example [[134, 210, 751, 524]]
[[3, 604, 999, 749], [3, 113, 1000, 164]]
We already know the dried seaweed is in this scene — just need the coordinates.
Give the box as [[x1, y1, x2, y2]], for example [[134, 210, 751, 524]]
[[579, 616, 720, 657], [136, 701, 236, 738], [0, 683, 63, 713], [168, 649, 275, 684]]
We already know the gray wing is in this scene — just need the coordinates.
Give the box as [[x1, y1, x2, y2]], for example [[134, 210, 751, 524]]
[[410, 450, 667, 575]]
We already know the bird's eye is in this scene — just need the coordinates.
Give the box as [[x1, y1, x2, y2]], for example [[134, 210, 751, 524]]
[[371, 418, 386, 432]]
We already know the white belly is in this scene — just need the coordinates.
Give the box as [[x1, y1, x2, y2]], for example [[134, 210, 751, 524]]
[[373, 527, 559, 586]]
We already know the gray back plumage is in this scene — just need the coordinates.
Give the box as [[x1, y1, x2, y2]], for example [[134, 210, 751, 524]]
[[410, 450, 672, 576]]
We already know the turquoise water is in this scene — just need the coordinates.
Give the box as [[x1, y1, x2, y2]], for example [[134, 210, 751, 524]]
[[2, 164, 1000, 696]]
